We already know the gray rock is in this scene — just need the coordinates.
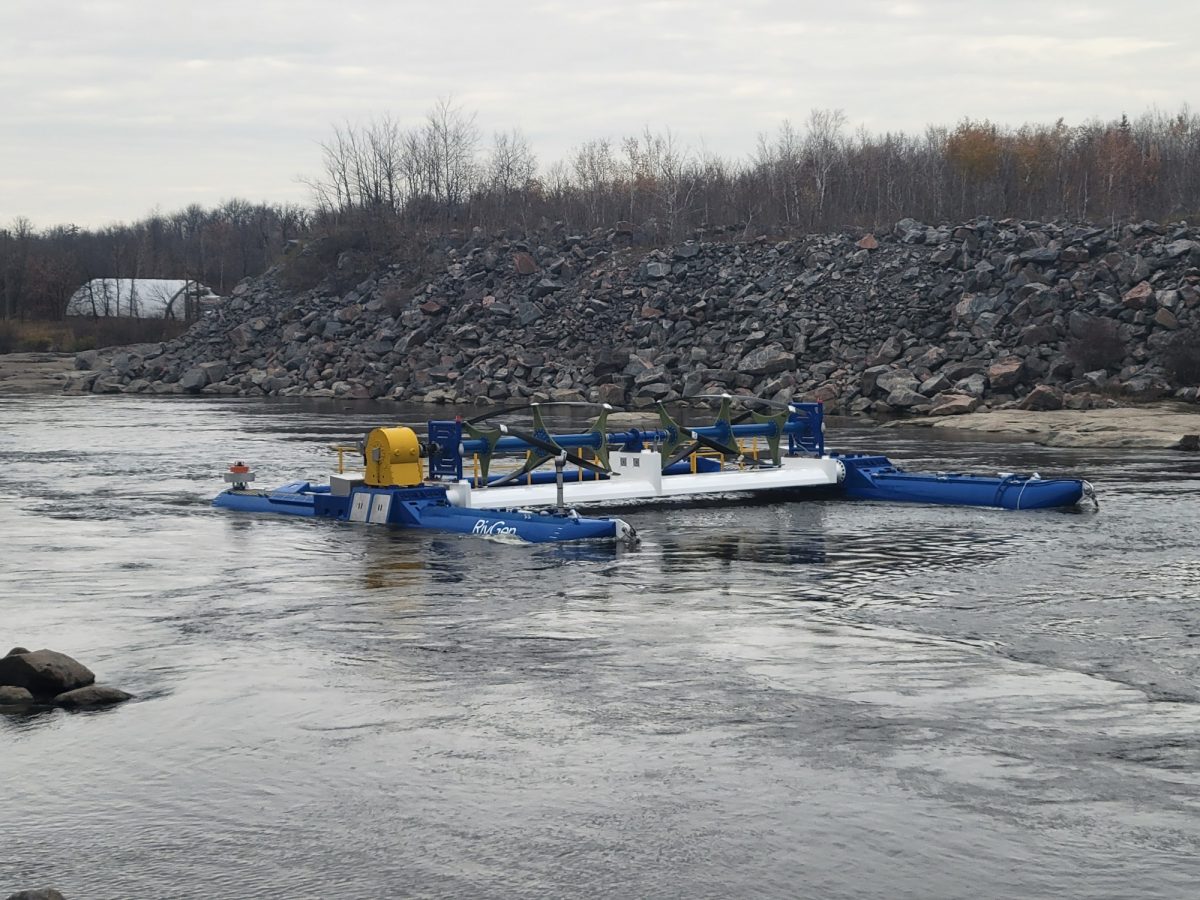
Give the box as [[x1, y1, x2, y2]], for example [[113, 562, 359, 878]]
[[0, 685, 34, 706], [1154, 308, 1179, 330], [0, 649, 95, 699], [919, 373, 952, 396], [739, 345, 795, 376], [531, 278, 563, 298], [53, 684, 134, 708], [5, 890, 67, 900], [1120, 374, 1170, 401], [894, 218, 927, 244], [867, 335, 903, 367], [955, 374, 989, 397], [1019, 247, 1059, 264], [1164, 239, 1200, 259], [595, 383, 626, 406], [886, 387, 926, 408], [179, 366, 210, 393], [859, 365, 892, 396], [987, 357, 1026, 391], [1017, 384, 1064, 411], [952, 293, 1000, 323], [875, 369, 920, 396], [928, 393, 981, 416]]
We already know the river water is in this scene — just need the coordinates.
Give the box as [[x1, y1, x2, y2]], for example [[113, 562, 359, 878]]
[[2, 394, 1198, 899]]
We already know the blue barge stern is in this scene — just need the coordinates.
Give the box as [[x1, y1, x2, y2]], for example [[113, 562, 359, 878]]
[[836, 454, 1092, 510]]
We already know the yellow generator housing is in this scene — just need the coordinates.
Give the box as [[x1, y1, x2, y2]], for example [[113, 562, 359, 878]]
[[363, 426, 423, 487]]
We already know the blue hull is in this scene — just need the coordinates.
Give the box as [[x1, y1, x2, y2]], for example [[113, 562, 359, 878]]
[[213, 482, 630, 543], [837, 455, 1085, 510]]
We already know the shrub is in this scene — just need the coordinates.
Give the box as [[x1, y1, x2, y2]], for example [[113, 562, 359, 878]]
[[278, 225, 382, 295], [1165, 328, 1200, 386], [1066, 316, 1126, 371], [278, 250, 328, 293]]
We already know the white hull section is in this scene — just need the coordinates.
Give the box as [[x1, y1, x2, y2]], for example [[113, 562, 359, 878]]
[[450, 451, 843, 510]]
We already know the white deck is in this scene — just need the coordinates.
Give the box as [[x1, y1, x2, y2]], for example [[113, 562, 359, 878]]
[[452, 451, 842, 510]]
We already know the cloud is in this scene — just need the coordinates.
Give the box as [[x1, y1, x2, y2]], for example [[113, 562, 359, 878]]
[[1, 0, 1197, 226]]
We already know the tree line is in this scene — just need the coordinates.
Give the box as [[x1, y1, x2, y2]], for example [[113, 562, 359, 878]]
[[312, 102, 1200, 242], [1, 201, 308, 321], [4, 102, 1199, 321]]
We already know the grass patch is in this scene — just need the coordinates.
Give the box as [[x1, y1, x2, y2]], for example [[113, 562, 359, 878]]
[[0, 318, 189, 354]]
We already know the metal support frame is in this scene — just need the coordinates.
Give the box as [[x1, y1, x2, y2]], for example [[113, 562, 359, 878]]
[[430, 401, 826, 481]]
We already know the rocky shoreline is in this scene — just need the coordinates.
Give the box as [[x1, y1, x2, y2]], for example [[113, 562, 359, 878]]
[[60, 217, 1199, 425], [889, 402, 1200, 450], [0, 352, 76, 394]]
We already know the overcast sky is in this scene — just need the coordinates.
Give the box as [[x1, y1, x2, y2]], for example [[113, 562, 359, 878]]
[[2, 0, 1197, 228]]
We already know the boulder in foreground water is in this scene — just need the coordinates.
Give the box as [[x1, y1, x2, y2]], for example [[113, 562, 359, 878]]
[[5, 890, 68, 900], [0, 685, 35, 707], [0, 649, 95, 699], [53, 685, 133, 709]]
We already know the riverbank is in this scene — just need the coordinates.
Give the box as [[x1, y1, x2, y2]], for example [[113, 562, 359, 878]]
[[3, 351, 1195, 452], [0, 353, 76, 394], [60, 217, 1200, 412], [889, 402, 1200, 450]]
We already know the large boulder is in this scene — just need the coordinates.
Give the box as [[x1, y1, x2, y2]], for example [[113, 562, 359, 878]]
[[0, 685, 34, 706], [5, 890, 67, 900], [1123, 281, 1153, 309], [1017, 384, 1064, 411], [0, 649, 95, 700], [53, 685, 133, 709], [954, 374, 989, 397], [1120, 374, 1170, 402], [739, 345, 795, 376], [595, 383, 626, 407], [894, 218, 927, 244], [987, 357, 1026, 391], [886, 387, 926, 409], [178, 366, 210, 393], [928, 393, 981, 416], [875, 369, 920, 396], [866, 335, 904, 367], [198, 360, 227, 383], [1164, 239, 1200, 260], [859, 364, 892, 396]]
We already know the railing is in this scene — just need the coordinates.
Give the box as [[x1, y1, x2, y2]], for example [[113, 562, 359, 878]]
[[328, 445, 363, 475]]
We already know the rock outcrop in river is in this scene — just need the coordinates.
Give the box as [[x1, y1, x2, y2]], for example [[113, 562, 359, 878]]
[[68, 217, 1200, 416], [0, 647, 132, 711]]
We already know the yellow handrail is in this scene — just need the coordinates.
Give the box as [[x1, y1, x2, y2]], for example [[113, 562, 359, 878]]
[[327, 444, 361, 475]]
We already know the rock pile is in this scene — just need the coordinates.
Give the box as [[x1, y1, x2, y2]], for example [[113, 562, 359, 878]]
[[67, 217, 1200, 416], [0, 647, 132, 711]]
